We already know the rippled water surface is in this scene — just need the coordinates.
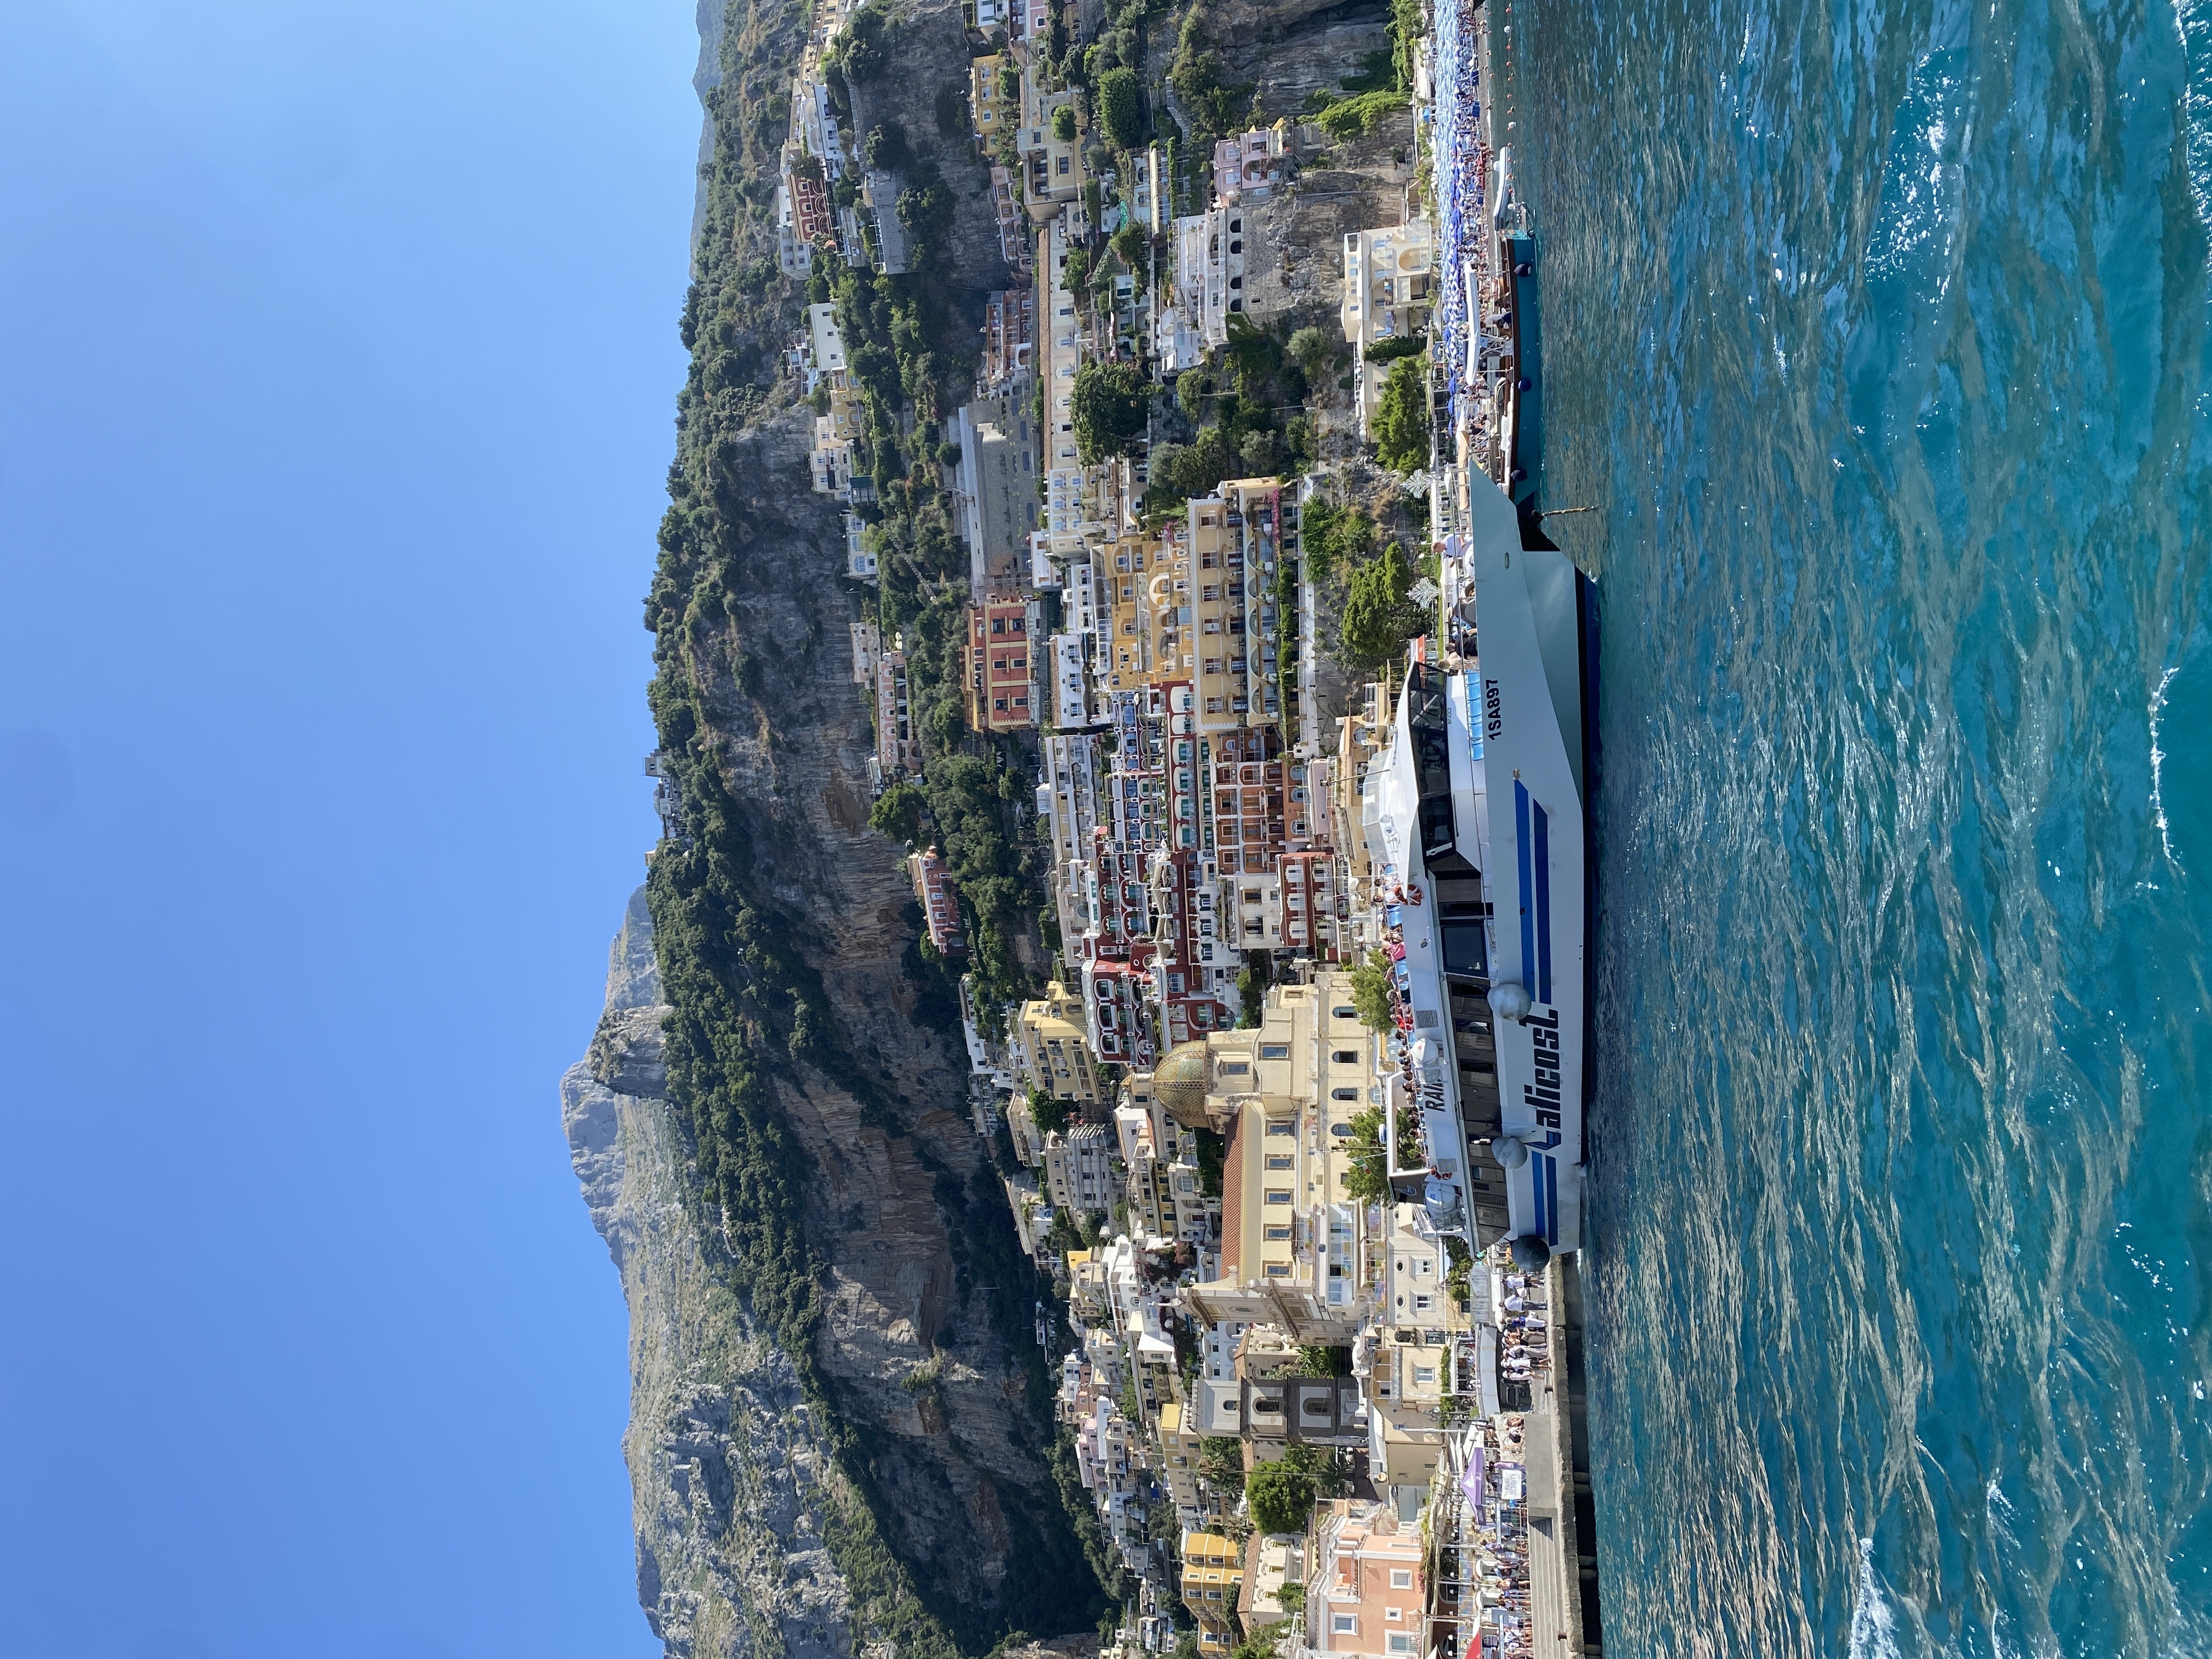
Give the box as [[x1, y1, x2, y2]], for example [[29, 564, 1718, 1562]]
[[1489, 0, 2212, 1649]]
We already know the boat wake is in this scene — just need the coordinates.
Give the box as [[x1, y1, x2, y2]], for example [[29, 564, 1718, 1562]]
[[2151, 665, 2181, 867]]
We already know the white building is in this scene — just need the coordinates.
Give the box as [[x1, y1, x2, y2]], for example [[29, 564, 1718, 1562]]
[[1044, 1120, 1125, 1214], [805, 301, 848, 392], [1340, 218, 1436, 436], [810, 433, 855, 495], [1171, 207, 1248, 352], [775, 183, 812, 279], [1040, 216, 1088, 535], [845, 515, 877, 582]]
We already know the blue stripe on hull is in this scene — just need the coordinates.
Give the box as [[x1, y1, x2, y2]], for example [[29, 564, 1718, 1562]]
[[1515, 782, 1535, 979], [1546, 1155, 1559, 1244], [1533, 797, 1553, 1006], [1530, 1153, 1548, 1239]]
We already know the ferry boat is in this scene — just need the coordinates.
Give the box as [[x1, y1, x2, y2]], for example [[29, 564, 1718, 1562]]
[[1364, 475, 1596, 1271]]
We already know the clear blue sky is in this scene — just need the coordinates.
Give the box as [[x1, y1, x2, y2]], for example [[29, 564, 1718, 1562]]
[[0, 2, 698, 1654]]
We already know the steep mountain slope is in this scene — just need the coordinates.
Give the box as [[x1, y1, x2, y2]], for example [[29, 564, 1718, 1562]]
[[563, 0, 1109, 1652], [565, 889, 853, 1658]]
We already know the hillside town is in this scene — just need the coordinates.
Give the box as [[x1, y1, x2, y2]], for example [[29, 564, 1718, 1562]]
[[770, 0, 1596, 1654]]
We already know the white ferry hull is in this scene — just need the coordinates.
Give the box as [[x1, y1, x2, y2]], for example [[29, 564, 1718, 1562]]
[[1463, 478, 1594, 1262]]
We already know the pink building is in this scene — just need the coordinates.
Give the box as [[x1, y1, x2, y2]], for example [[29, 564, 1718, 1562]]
[[1082, 951, 1157, 1068], [1305, 1500, 1426, 1658], [1151, 847, 1232, 1043], [907, 846, 966, 956], [1208, 727, 1286, 878], [1212, 126, 1286, 205]]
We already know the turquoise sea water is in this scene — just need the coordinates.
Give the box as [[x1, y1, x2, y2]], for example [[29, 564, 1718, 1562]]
[[1492, 0, 2212, 1650]]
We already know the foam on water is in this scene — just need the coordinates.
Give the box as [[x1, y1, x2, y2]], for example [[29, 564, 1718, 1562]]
[[1480, 0, 2212, 1650], [2152, 666, 2181, 867], [1849, 1540, 1901, 1659]]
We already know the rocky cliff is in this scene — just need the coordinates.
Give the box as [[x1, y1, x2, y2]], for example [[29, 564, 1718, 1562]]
[[563, 0, 1107, 1649], [565, 889, 854, 1658]]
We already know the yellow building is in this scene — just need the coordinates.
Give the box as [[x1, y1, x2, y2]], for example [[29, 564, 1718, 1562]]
[[1179, 1528, 1246, 1650], [1157, 971, 1381, 1341], [1013, 980, 1101, 1106], [1099, 528, 1177, 693], [1156, 1397, 1207, 1517], [1020, 87, 1088, 217], [970, 53, 1008, 141]]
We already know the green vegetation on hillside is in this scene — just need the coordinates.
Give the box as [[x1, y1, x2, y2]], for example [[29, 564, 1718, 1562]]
[[1096, 65, 1144, 150], [1370, 355, 1431, 472], [1314, 89, 1409, 139], [635, 7, 1107, 1649], [1146, 317, 1313, 512], [1167, 5, 1248, 139], [1071, 359, 1152, 462], [1299, 497, 1376, 584], [1341, 541, 1426, 665]]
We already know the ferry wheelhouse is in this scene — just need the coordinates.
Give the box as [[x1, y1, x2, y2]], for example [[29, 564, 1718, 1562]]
[[1363, 476, 1596, 1269]]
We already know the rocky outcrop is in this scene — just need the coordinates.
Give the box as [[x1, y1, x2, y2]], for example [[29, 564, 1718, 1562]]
[[567, 0, 1104, 1647], [668, 416, 1087, 1630], [844, 0, 1014, 294], [570, 419, 1096, 1649], [564, 888, 855, 1659]]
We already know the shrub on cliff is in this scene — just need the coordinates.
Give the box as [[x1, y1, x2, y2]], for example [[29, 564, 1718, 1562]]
[[1096, 66, 1143, 150], [1300, 498, 1375, 584], [1340, 541, 1426, 666], [1314, 89, 1409, 139], [1370, 355, 1430, 472], [1070, 360, 1150, 463], [832, 1, 898, 80], [868, 781, 926, 845]]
